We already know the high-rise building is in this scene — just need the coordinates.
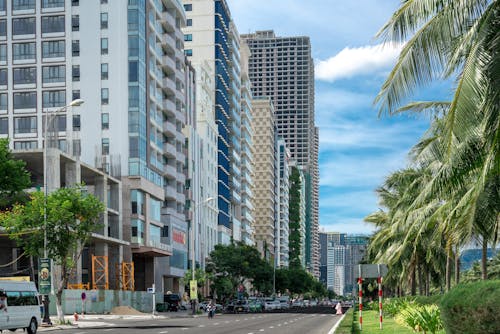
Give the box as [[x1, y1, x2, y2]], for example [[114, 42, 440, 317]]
[[320, 232, 369, 296], [241, 30, 319, 277], [182, 0, 242, 244], [276, 138, 290, 267], [250, 97, 276, 258], [0, 0, 189, 293], [239, 41, 254, 246]]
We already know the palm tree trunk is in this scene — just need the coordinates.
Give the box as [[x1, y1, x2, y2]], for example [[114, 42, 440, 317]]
[[446, 248, 452, 292], [426, 271, 431, 296], [410, 267, 416, 295], [454, 246, 460, 285], [481, 235, 488, 280]]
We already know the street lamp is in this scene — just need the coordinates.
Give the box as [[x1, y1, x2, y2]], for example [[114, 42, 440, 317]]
[[190, 196, 214, 314], [42, 98, 84, 324]]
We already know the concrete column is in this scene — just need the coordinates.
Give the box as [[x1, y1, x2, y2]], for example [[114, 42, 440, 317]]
[[94, 176, 108, 236], [64, 160, 81, 186], [46, 148, 60, 192]]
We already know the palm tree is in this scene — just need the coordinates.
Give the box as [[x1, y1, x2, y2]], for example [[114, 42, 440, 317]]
[[374, 0, 500, 279]]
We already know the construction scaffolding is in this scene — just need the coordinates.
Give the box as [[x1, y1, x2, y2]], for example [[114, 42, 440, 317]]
[[115, 262, 135, 291], [92, 255, 109, 290]]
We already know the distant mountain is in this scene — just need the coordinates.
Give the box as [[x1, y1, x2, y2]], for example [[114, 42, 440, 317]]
[[460, 248, 497, 271]]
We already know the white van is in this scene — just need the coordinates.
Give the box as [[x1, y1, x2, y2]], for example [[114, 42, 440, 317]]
[[0, 281, 41, 334]]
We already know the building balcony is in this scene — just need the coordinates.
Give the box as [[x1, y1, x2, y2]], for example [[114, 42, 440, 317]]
[[163, 142, 176, 157], [162, 76, 176, 94], [163, 120, 176, 136], [164, 185, 177, 200], [162, 55, 176, 73], [164, 164, 176, 178], [163, 99, 176, 114]]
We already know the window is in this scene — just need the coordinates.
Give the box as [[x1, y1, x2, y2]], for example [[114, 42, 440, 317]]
[[101, 88, 108, 104], [131, 190, 144, 215], [0, 45, 6, 62], [101, 138, 109, 155], [73, 139, 81, 156], [186, 19, 192, 26], [0, 20, 6, 38], [184, 34, 192, 42], [14, 141, 37, 150], [101, 38, 108, 55], [42, 90, 65, 108], [14, 116, 37, 134], [42, 0, 64, 8], [71, 15, 79, 31], [72, 65, 80, 81], [101, 63, 108, 80], [101, 113, 109, 130], [0, 117, 7, 134], [42, 40, 65, 58], [0, 0, 5, 12], [13, 92, 36, 109], [41, 16, 65, 34], [72, 40, 79, 56], [13, 42, 36, 60], [55, 115, 66, 131], [0, 93, 7, 110], [183, 4, 192, 11], [72, 0, 79, 6], [0, 69, 6, 86], [13, 17, 36, 35], [100, 13, 108, 29], [13, 67, 36, 85], [72, 90, 80, 100], [101, 0, 108, 4], [72, 114, 80, 131], [13, 0, 35, 11], [184, 49, 192, 56], [131, 219, 144, 244], [150, 198, 161, 222], [42, 65, 65, 83]]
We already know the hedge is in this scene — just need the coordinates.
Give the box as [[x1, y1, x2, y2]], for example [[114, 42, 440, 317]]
[[440, 280, 500, 334]]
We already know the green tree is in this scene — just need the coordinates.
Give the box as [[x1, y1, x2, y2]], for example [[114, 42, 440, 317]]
[[0, 185, 105, 322], [0, 138, 31, 210], [288, 166, 302, 268], [375, 0, 500, 281], [207, 242, 272, 300]]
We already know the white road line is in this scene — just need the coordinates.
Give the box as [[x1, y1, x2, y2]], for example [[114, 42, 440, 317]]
[[214, 322, 220, 325], [198, 324, 205, 327], [159, 331, 168, 334], [236, 319, 241, 322], [269, 326, 274, 329], [74, 332, 87, 334], [103, 330, 114, 332], [225, 320, 230, 323], [244, 318, 249, 320], [277, 324, 282, 326], [259, 329, 265, 332]]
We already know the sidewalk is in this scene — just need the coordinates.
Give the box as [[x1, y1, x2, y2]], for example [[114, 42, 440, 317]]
[[39, 310, 200, 331]]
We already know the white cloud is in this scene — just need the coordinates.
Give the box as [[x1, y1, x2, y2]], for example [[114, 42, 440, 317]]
[[319, 219, 376, 235], [315, 43, 403, 82]]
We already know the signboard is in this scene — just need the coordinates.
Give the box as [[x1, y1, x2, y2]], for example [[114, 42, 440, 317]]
[[189, 280, 198, 300], [147, 287, 155, 294], [354, 264, 388, 278], [38, 258, 51, 294], [0, 276, 30, 281], [173, 229, 186, 244]]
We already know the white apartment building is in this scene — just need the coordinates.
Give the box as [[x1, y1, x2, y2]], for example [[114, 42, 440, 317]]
[[0, 0, 189, 293], [276, 138, 290, 267], [182, 0, 242, 244]]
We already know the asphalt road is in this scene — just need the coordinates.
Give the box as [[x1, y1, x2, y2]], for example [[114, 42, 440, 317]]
[[48, 312, 342, 334]]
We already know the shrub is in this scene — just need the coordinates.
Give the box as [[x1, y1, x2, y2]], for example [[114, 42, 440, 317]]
[[440, 280, 500, 334], [396, 304, 443, 334], [384, 298, 413, 318]]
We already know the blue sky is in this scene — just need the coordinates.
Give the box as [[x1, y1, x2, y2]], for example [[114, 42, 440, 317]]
[[227, 0, 450, 234]]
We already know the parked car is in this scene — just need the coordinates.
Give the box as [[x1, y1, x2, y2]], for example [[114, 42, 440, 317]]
[[225, 300, 249, 313], [163, 293, 181, 311], [248, 299, 263, 312], [263, 299, 281, 311], [292, 299, 304, 307]]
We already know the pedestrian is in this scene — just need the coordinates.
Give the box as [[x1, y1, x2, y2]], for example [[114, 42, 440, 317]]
[[207, 301, 215, 319], [335, 301, 343, 315], [0, 290, 7, 312]]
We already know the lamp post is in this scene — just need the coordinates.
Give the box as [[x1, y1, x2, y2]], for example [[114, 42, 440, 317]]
[[42, 99, 84, 325], [190, 196, 214, 314]]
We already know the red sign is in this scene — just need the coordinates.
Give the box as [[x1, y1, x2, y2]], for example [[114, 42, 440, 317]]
[[173, 229, 186, 244]]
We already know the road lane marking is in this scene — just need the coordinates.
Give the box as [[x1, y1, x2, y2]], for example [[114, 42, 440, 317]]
[[236, 319, 241, 322], [214, 322, 220, 325], [259, 329, 264, 332], [269, 326, 274, 328], [103, 330, 114, 332], [159, 331, 168, 334], [198, 325, 205, 327]]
